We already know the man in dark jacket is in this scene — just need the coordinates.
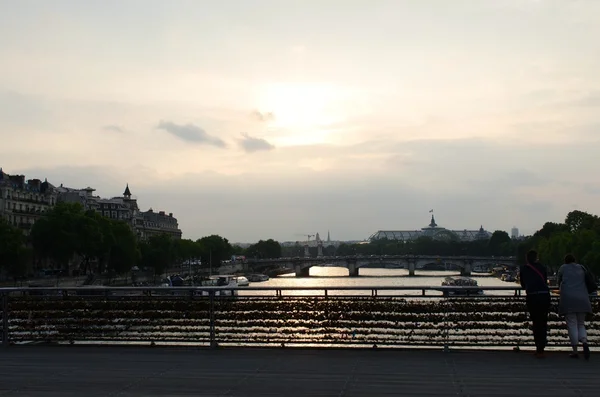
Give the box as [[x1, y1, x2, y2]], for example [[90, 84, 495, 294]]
[[520, 250, 551, 357]]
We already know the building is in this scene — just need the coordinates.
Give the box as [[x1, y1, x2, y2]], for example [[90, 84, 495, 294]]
[[56, 185, 100, 212], [369, 214, 492, 242], [140, 209, 182, 240], [96, 185, 143, 225], [1, 167, 182, 240], [93, 185, 181, 240], [511, 227, 519, 239], [0, 168, 58, 234], [90, 185, 181, 240]]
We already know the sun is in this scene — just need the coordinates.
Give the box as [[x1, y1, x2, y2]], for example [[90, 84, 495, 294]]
[[256, 82, 341, 145]]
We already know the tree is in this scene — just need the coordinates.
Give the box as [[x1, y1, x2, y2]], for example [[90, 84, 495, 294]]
[[0, 219, 29, 280], [534, 222, 569, 239], [106, 220, 139, 276], [488, 230, 512, 256], [246, 239, 282, 259], [141, 234, 175, 278], [173, 239, 198, 263], [30, 202, 84, 271], [565, 210, 598, 234], [197, 235, 233, 268], [73, 211, 104, 274], [30, 202, 140, 277], [582, 242, 600, 274]]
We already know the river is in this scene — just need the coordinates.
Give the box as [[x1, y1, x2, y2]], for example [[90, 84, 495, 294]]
[[242, 266, 520, 297]]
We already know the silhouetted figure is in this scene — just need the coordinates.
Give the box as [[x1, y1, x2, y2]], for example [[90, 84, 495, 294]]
[[557, 254, 593, 360], [519, 250, 550, 358]]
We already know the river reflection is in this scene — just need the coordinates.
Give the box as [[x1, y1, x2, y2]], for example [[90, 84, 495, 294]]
[[240, 267, 520, 297]]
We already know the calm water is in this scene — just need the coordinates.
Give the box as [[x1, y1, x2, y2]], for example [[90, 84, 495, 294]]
[[242, 267, 520, 297]]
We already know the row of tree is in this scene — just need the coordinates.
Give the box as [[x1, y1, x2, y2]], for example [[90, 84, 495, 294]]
[[520, 210, 600, 274], [0, 205, 598, 280], [0, 203, 239, 281]]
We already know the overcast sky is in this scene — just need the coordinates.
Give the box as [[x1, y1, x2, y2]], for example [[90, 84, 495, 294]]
[[1, 0, 599, 243]]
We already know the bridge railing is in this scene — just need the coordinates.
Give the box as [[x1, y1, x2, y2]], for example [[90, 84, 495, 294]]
[[0, 286, 597, 349]]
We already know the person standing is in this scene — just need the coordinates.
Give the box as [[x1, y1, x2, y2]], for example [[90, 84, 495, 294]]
[[519, 249, 551, 358], [557, 254, 593, 360]]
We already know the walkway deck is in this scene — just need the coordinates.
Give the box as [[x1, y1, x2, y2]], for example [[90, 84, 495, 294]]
[[0, 346, 598, 396]]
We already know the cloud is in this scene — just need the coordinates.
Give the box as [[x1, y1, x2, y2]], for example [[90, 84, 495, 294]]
[[0, 90, 53, 128], [250, 110, 275, 122], [103, 125, 124, 133], [239, 132, 275, 153], [157, 120, 226, 148], [584, 184, 600, 196], [569, 92, 600, 108], [13, 128, 600, 243]]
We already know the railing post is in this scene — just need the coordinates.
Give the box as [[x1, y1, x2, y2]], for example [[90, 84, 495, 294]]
[[443, 292, 449, 352], [2, 293, 8, 347], [209, 290, 216, 349]]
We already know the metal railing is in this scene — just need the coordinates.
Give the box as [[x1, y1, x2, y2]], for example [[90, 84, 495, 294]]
[[0, 286, 597, 349]]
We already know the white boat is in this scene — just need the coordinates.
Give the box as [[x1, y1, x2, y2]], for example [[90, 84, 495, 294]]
[[234, 276, 249, 286], [198, 275, 239, 296]]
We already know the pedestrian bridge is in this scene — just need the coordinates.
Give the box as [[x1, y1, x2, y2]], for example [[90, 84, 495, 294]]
[[246, 255, 518, 277], [3, 347, 599, 396]]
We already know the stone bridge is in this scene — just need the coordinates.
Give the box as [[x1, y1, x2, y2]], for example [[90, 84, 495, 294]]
[[246, 255, 518, 277]]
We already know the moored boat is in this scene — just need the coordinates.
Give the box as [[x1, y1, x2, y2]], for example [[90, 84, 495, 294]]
[[197, 275, 239, 296], [441, 276, 483, 296], [246, 274, 269, 282]]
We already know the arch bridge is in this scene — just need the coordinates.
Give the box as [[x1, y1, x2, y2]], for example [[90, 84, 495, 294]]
[[246, 255, 518, 277]]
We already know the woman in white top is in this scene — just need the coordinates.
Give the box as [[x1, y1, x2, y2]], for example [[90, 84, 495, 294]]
[[557, 254, 593, 360]]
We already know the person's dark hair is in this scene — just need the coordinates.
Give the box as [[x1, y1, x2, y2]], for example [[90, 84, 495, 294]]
[[526, 250, 538, 264], [564, 254, 576, 264]]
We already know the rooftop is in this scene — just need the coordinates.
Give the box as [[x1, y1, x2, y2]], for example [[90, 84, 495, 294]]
[[370, 214, 492, 242]]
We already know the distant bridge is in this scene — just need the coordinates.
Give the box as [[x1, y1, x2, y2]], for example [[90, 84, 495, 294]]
[[245, 255, 518, 277]]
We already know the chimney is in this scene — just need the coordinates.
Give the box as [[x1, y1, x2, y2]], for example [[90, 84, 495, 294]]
[[169, 213, 173, 217], [28, 179, 42, 190]]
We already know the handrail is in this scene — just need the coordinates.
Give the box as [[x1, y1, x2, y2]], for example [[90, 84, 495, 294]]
[[1, 285, 596, 349], [0, 285, 527, 292]]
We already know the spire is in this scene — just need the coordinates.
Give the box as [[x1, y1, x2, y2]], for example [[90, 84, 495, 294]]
[[429, 214, 437, 228], [327, 230, 331, 242], [123, 184, 132, 198]]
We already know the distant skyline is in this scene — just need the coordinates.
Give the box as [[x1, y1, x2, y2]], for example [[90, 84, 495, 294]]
[[1, 1, 599, 242]]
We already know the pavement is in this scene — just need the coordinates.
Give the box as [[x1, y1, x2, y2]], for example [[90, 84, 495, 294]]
[[0, 346, 598, 396]]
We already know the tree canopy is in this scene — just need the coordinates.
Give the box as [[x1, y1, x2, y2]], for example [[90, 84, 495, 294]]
[[29, 202, 140, 276], [245, 239, 282, 259], [534, 210, 600, 273], [0, 219, 30, 280]]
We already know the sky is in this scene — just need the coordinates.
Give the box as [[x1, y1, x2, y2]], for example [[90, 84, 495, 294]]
[[1, 0, 599, 243]]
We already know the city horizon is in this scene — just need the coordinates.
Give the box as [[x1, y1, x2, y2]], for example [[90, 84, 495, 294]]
[[4, 164, 528, 243]]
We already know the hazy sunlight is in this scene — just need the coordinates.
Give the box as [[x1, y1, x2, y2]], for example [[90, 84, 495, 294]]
[[257, 82, 342, 145]]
